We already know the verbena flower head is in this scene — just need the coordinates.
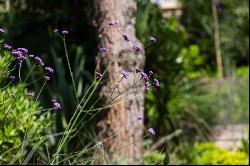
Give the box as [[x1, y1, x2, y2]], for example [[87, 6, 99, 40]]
[[137, 116, 143, 121], [99, 47, 108, 53], [97, 141, 103, 148], [132, 44, 141, 54], [45, 67, 54, 74], [136, 68, 142, 73], [52, 100, 61, 109], [44, 76, 50, 81], [11, 50, 23, 57], [148, 128, 155, 135], [141, 72, 149, 81], [29, 54, 35, 58], [149, 36, 157, 44], [95, 72, 103, 79], [153, 79, 160, 87], [62, 30, 68, 35], [53, 29, 58, 33], [121, 71, 129, 79], [4, 44, 12, 50], [0, 28, 5, 33], [108, 21, 115, 26], [148, 71, 154, 77], [17, 54, 26, 61], [145, 82, 150, 92], [25, 92, 35, 97], [10, 76, 15, 82], [122, 33, 130, 41], [34, 56, 44, 66], [17, 48, 28, 54]]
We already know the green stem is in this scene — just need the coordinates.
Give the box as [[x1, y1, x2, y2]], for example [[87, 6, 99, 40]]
[[63, 38, 79, 104]]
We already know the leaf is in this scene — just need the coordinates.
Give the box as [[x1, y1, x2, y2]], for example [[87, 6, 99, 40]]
[[163, 153, 170, 165]]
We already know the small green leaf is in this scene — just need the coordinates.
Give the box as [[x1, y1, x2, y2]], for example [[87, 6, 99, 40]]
[[163, 153, 170, 165]]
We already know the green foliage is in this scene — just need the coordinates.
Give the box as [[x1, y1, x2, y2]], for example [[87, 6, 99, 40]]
[[143, 151, 165, 165], [0, 51, 53, 164], [181, 0, 249, 68], [137, 0, 210, 149], [188, 143, 249, 165]]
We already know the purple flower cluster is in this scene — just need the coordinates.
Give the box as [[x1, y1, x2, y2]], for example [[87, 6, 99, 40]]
[[53, 28, 69, 36], [4, 44, 12, 50], [121, 71, 129, 79], [10, 76, 15, 82], [25, 92, 35, 97], [132, 44, 141, 54], [95, 72, 103, 79], [52, 100, 61, 109], [149, 37, 157, 44], [45, 67, 54, 74], [34, 56, 45, 66], [3, 42, 54, 83], [108, 19, 119, 26], [122, 33, 130, 42], [148, 128, 156, 135], [135, 68, 160, 92], [99, 47, 108, 53], [0, 28, 5, 33]]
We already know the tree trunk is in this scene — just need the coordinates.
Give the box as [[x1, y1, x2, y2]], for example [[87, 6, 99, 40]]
[[93, 0, 145, 164]]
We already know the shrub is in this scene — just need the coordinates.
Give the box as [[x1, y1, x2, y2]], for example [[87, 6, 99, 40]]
[[189, 143, 248, 165], [0, 49, 53, 164]]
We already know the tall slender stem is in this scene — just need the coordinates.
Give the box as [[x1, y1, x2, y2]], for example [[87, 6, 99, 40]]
[[24, 64, 35, 82], [18, 62, 22, 82], [63, 37, 79, 104], [35, 81, 46, 103]]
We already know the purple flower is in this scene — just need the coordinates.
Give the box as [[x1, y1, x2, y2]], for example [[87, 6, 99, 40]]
[[11, 50, 23, 57], [29, 54, 35, 58], [45, 67, 54, 74], [10, 76, 15, 82], [121, 71, 129, 79], [3, 44, 12, 50], [17, 54, 26, 61], [108, 20, 118, 26], [34, 56, 44, 66], [44, 76, 50, 81], [99, 47, 108, 53], [97, 141, 103, 148], [62, 30, 68, 35], [153, 79, 160, 87], [122, 33, 130, 41], [17, 48, 28, 54], [25, 92, 35, 97], [95, 72, 103, 79], [52, 100, 61, 109], [149, 36, 157, 44], [53, 29, 58, 33], [114, 20, 119, 25], [141, 72, 149, 81], [148, 71, 154, 77], [145, 82, 150, 92], [108, 21, 115, 26], [132, 44, 141, 54], [148, 128, 155, 135], [0, 28, 5, 33], [136, 68, 142, 73], [137, 116, 143, 121]]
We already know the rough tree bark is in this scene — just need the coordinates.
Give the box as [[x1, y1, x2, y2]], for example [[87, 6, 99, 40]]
[[93, 0, 145, 164]]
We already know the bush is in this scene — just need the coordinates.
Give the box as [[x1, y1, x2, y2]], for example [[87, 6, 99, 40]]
[[188, 143, 248, 165], [0, 51, 52, 164]]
